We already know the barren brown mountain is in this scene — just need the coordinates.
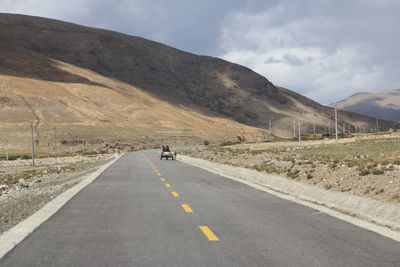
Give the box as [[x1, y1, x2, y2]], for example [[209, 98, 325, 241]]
[[331, 89, 400, 122], [0, 14, 398, 152]]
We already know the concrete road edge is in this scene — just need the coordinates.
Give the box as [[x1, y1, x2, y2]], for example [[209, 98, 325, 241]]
[[178, 155, 400, 243], [0, 154, 122, 260]]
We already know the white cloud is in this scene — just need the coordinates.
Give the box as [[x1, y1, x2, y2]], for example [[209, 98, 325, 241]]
[[218, 1, 400, 104]]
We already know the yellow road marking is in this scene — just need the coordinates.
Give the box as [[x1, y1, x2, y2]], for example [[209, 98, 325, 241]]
[[171, 191, 179, 197], [181, 204, 193, 213], [199, 226, 219, 241], [165, 183, 171, 188], [160, 178, 165, 181], [141, 152, 157, 169], [157, 173, 161, 176]]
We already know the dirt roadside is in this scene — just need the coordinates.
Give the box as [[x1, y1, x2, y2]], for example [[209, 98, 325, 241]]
[[180, 133, 400, 205], [0, 154, 114, 233]]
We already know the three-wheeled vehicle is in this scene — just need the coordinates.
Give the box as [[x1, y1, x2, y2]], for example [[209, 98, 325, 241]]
[[160, 145, 175, 160]]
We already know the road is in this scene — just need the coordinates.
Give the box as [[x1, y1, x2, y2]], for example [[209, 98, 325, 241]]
[[1, 151, 400, 266]]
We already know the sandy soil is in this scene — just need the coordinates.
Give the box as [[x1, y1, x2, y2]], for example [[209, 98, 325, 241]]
[[0, 154, 114, 233]]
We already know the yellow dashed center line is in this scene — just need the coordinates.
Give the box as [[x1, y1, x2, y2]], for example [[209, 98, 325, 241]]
[[181, 204, 193, 213], [199, 226, 219, 241], [141, 152, 157, 169], [142, 152, 220, 242]]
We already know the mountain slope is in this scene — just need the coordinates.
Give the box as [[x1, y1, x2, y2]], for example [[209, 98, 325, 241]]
[[0, 14, 398, 151], [331, 89, 400, 122], [0, 52, 267, 150], [0, 13, 303, 126]]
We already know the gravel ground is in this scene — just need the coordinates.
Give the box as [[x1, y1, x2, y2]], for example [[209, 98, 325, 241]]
[[180, 133, 400, 205], [0, 154, 114, 233]]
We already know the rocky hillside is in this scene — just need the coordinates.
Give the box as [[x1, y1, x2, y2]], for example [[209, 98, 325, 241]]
[[331, 89, 400, 122], [0, 14, 398, 151]]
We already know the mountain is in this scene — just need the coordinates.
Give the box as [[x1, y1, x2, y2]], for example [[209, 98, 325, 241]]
[[330, 89, 400, 122], [0, 14, 398, 151]]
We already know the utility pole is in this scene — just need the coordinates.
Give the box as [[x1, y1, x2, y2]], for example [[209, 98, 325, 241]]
[[343, 122, 345, 134], [268, 120, 271, 140], [54, 126, 57, 159], [298, 121, 301, 146], [30, 121, 35, 166], [376, 117, 379, 133], [293, 120, 296, 138], [328, 121, 331, 135], [335, 107, 338, 144], [313, 120, 316, 137], [6, 139, 8, 161], [68, 134, 71, 156], [47, 141, 50, 158]]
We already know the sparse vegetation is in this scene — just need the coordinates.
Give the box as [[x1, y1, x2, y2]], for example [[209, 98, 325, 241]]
[[287, 169, 300, 179], [359, 168, 370, 176], [375, 188, 385, 194], [392, 194, 400, 200], [372, 169, 384, 175], [329, 162, 337, 169], [180, 134, 400, 204], [324, 183, 333, 190]]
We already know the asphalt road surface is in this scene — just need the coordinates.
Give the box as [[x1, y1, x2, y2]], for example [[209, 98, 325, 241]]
[[1, 151, 400, 266]]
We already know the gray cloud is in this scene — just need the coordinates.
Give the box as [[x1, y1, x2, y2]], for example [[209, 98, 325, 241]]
[[283, 54, 303, 66], [1, 0, 399, 104], [264, 57, 281, 64]]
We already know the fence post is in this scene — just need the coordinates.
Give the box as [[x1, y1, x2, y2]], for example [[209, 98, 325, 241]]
[[293, 120, 296, 137]]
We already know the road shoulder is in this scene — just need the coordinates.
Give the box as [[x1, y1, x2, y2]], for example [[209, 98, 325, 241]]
[[0, 154, 121, 260]]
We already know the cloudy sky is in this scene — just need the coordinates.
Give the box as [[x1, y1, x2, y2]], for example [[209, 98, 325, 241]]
[[2, 0, 399, 104]]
